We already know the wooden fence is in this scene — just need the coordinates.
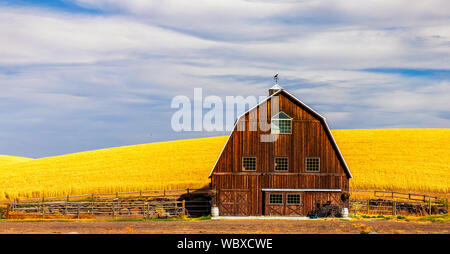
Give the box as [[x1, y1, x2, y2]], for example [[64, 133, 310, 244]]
[[1, 188, 448, 218], [350, 198, 447, 216], [7, 188, 210, 204], [5, 199, 210, 219], [350, 189, 446, 203]]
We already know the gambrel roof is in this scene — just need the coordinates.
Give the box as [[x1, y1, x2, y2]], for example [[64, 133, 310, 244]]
[[208, 88, 352, 178]]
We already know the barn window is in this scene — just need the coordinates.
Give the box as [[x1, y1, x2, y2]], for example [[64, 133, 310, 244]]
[[271, 112, 292, 134], [287, 194, 301, 205], [269, 194, 283, 204], [305, 157, 320, 172], [242, 157, 256, 171], [274, 157, 289, 171]]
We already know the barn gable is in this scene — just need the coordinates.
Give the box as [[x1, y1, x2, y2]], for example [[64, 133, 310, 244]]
[[209, 88, 352, 178]]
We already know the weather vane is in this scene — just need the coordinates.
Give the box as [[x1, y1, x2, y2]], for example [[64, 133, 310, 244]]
[[274, 73, 279, 84]]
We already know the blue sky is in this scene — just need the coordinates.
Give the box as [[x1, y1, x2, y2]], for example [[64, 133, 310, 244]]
[[0, 0, 449, 158]]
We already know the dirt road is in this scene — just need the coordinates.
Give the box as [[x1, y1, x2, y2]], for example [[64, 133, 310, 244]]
[[0, 219, 449, 234]]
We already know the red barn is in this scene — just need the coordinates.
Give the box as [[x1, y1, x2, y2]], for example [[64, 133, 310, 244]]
[[209, 84, 352, 216]]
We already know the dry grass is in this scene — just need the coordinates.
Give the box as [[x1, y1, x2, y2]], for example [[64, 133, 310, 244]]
[[0, 128, 448, 200]]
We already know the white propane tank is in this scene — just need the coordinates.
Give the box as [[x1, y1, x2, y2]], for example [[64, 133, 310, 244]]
[[211, 206, 219, 217]]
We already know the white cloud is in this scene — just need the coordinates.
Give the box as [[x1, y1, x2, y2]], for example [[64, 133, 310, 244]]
[[0, 6, 216, 65], [0, 1, 449, 156]]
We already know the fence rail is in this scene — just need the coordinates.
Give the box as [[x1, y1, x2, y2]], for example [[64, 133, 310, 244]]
[[6, 200, 211, 219], [1, 189, 448, 218], [350, 189, 446, 203], [6, 188, 210, 204], [350, 198, 448, 216]]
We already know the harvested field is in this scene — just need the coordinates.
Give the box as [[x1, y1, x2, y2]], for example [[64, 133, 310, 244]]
[[0, 219, 448, 234], [0, 129, 449, 200]]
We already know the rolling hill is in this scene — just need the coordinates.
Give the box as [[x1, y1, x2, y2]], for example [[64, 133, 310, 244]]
[[0, 129, 448, 200], [0, 155, 33, 166]]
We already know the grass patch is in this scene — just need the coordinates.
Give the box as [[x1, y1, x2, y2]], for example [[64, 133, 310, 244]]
[[351, 214, 450, 223], [104, 215, 211, 222], [418, 214, 450, 223]]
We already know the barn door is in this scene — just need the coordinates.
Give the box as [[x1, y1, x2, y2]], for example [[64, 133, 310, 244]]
[[284, 193, 303, 216], [218, 189, 250, 216], [264, 192, 304, 216]]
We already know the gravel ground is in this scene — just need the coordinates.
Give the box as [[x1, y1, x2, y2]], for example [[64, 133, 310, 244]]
[[0, 219, 449, 234]]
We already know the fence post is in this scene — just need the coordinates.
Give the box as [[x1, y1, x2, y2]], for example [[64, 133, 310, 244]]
[[163, 188, 166, 197], [65, 201, 68, 216], [6, 203, 10, 219], [393, 200, 396, 216], [428, 198, 432, 215], [367, 200, 370, 214], [67, 195, 69, 202], [41, 202, 45, 219], [187, 188, 190, 195], [77, 203, 80, 219], [112, 204, 115, 218], [142, 201, 146, 218], [182, 200, 186, 217]]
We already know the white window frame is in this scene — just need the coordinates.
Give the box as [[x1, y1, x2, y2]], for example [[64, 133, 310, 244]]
[[242, 156, 257, 171], [286, 194, 301, 205], [274, 156, 289, 171], [271, 112, 292, 134], [268, 193, 283, 205], [305, 157, 320, 172]]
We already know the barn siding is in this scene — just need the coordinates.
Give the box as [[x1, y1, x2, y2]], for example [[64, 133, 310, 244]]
[[211, 91, 350, 216]]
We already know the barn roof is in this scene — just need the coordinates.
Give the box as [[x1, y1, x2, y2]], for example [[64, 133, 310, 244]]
[[208, 88, 352, 178]]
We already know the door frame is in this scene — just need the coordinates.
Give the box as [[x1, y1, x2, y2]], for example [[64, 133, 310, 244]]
[[217, 189, 251, 216], [263, 191, 304, 216]]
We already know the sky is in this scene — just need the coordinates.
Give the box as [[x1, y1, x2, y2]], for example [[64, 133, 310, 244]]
[[0, 0, 449, 158]]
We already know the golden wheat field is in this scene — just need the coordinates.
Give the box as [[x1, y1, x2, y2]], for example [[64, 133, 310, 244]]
[[0, 129, 448, 200], [0, 155, 33, 165]]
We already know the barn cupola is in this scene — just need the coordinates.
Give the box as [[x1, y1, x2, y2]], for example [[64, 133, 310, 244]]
[[269, 73, 283, 95], [269, 84, 283, 96]]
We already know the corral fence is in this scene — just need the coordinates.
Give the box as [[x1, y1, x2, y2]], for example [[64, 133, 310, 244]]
[[5, 200, 192, 219], [6, 188, 210, 204], [349, 189, 448, 216], [351, 189, 447, 203], [1, 188, 448, 218], [349, 198, 448, 216], [1, 188, 212, 219]]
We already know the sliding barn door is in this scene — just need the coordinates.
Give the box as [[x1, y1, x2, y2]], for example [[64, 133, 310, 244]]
[[218, 189, 250, 216]]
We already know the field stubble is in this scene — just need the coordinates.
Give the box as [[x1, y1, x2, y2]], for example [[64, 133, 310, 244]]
[[0, 129, 448, 200]]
